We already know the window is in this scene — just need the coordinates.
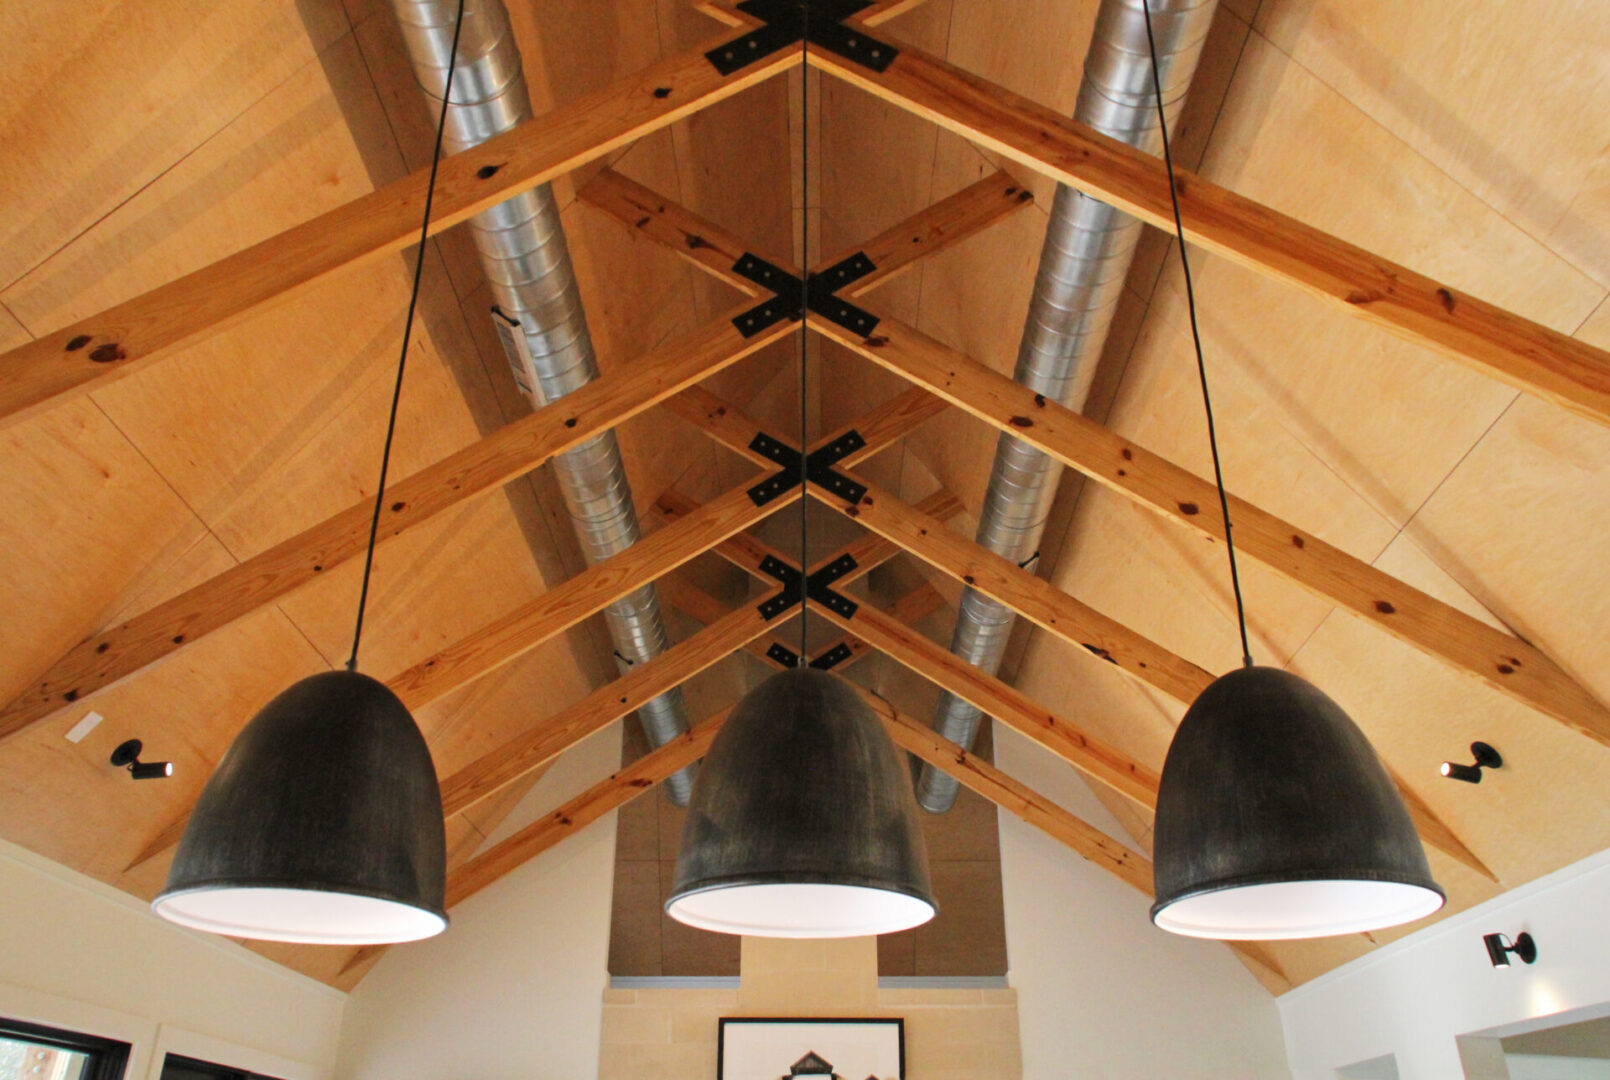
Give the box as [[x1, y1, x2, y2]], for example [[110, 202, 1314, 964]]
[[158, 1054, 283, 1080], [0, 1017, 130, 1080]]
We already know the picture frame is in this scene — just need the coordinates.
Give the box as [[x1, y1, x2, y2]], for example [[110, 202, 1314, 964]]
[[717, 1017, 904, 1080]]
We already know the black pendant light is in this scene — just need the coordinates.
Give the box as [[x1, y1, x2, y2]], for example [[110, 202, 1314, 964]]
[[152, 671, 447, 944], [666, 14, 934, 937], [1150, 667, 1443, 939], [1136, 4, 1443, 939], [152, 0, 468, 945], [666, 668, 937, 937]]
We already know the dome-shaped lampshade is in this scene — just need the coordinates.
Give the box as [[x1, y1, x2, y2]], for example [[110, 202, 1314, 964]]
[[153, 670, 448, 945], [667, 668, 936, 938], [1151, 666, 1444, 940]]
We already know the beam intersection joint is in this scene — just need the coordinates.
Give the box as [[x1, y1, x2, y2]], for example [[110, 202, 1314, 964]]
[[731, 251, 881, 339], [744, 427, 869, 507], [706, 0, 898, 76], [753, 552, 861, 621]]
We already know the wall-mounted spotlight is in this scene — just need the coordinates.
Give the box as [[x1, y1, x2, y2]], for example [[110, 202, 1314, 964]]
[[110, 739, 172, 780], [1483, 932, 1537, 968], [1441, 741, 1502, 783]]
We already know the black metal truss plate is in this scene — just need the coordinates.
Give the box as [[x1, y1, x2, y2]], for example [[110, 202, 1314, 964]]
[[705, 0, 898, 76], [808, 641, 854, 670], [806, 428, 867, 503], [806, 552, 860, 617], [752, 552, 858, 620], [731, 250, 881, 339], [756, 553, 804, 619], [744, 428, 866, 506], [745, 431, 804, 506], [731, 253, 803, 339], [766, 641, 802, 667]]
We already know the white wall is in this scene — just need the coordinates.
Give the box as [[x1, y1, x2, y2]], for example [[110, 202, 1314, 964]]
[[0, 837, 344, 1080], [994, 723, 1291, 1079], [1279, 847, 1610, 1078], [334, 723, 620, 1080]]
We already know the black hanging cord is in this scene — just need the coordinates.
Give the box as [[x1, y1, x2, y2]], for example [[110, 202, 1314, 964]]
[[1140, 3, 1254, 670], [797, 0, 812, 659], [347, 0, 468, 673]]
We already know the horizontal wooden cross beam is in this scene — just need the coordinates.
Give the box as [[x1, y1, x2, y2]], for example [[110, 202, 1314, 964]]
[[0, 26, 802, 430], [805, 26, 1610, 428], [2, 310, 792, 747]]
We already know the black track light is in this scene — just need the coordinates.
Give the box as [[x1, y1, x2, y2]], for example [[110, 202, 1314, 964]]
[[1484, 931, 1537, 968], [1441, 741, 1502, 783], [110, 739, 172, 780]]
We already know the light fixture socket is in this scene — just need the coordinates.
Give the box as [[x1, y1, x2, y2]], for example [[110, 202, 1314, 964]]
[[1441, 741, 1502, 784], [1483, 931, 1537, 968], [110, 739, 173, 781]]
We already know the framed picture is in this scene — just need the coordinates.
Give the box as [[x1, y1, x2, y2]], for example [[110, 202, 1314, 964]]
[[717, 1018, 904, 1080]]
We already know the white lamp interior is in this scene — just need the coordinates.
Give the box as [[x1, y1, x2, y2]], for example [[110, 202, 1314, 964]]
[[152, 886, 447, 945], [666, 883, 936, 938], [1153, 879, 1446, 940]]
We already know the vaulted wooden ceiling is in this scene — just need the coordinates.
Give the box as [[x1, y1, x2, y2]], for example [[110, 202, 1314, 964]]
[[2, 0, 1607, 997]]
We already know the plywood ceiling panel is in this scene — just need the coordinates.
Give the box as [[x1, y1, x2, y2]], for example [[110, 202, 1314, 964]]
[[0, 0, 351, 290]]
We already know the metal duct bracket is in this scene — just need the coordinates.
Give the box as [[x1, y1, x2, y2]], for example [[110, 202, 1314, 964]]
[[754, 552, 860, 621], [730, 252, 881, 339], [744, 428, 868, 507], [706, 0, 898, 76]]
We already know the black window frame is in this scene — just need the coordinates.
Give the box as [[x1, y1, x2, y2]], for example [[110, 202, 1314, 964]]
[[159, 1052, 285, 1080], [0, 1015, 131, 1080]]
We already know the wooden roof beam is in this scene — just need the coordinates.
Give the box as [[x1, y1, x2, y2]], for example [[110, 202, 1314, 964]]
[[576, 174, 1494, 875], [0, 28, 802, 429], [665, 381, 1492, 880], [126, 385, 928, 871], [640, 572, 1291, 983], [805, 34, 1610, 428], [813, 309, 1610, 748], [1, 309, 790, 747], [580, 164, 1035, 297]]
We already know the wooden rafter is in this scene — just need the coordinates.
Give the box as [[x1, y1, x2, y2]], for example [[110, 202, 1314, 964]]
[[666, 384, 1493, 880], [580, 176, 1494, 877], [126, 383, 934, 873], [581, 165, 1034, 298], [590, 168, 1609, 748], [655, 572, 1285, 986], [1, 311, 793, 747], [813, 310, 1610, 748], [809, 26, 1610, 428], [0, 27, 803, 430]]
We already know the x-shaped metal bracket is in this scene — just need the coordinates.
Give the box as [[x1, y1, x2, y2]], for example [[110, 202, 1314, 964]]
[[706, 0, 898, 76], [729, 251, 882, 340], [755, 550, 861, 621], [744, 427, 869, 507]]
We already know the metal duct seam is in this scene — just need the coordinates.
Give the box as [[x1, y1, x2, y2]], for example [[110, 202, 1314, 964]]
[[917, 0, 1219, 812], [390, 0, 697, 804]]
